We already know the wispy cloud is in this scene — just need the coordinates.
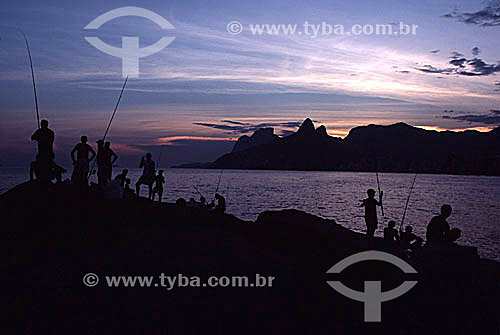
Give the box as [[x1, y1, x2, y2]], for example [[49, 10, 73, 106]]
[[442, 109, 500, 125], [442, 0, 500, 27]]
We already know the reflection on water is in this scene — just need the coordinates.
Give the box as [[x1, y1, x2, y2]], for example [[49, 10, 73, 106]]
[[1, 167, 499, 260]]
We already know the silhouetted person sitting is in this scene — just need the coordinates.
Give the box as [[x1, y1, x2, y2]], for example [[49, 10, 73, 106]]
[[426, 204, 461, 246], [123, 178, 135, 199], [360, 188, 383, 237], [96, 140, 107, 186], [30, 154, 66, 183], [31, 119, 55, 161], [400, 225, 423, 250], [214, 193, 226, 214], [71, 136, 96, 186], [384, 220, 399, 242], [152, 170, 165, 203], [136, 153, 155, 199], [104, 141, 117, 181], [114, 169, 129, 188]]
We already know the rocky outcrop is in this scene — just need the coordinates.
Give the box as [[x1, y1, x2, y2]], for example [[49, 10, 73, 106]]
[[3, 182, 499, 334], [232, 127, 279, 152]]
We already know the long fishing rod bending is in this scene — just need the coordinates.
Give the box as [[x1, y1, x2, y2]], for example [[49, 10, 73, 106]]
[[20, 30, 40, 129], [102, 76, 128, 141], [400, 173, 418, 230], [88, 77, 129, 179]]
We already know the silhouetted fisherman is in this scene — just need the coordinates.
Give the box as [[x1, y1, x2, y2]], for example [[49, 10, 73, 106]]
[[31, 119, 54, 161], [400, 225, 423, 250], [360, 188, 383, 237], [136, 153, 155, 199], [70, 136, 96, 186], [114, 169, 129, 188], [104, 141, 118, 181], [384, 220, 399, 242], [214, 193, 226, 213], [426, 204, 461, 246], [152, 170, 165, 203], [30, 154, 66, 183]]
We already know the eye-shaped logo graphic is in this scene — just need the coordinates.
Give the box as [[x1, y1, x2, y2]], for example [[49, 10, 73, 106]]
[[84, 7, 175, 78], [326, 250, 417, 322]]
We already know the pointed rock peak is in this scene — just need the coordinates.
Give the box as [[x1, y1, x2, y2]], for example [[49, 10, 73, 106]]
[[315, 125, 328, 137], [298, 118, 315, 134]]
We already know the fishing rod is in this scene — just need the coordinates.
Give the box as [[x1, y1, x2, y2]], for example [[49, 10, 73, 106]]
[[213, 169, 224, 200], [19, 30, 40, 129], [88, 76, 129, 179], [399, 173, 418, 230], [156, 144, 166, 170], [193, 185, 205, 199], [375, 155, 384, 217]]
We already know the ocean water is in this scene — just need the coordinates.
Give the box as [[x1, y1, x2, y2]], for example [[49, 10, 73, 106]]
[[1, 167, 499, 261]]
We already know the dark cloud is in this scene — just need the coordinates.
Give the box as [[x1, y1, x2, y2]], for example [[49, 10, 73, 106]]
[[451, 51, 464, 58], [430, 49, 440, 54], [397, 70, 410, 74], [495, 81, 500, 92], [442, 1, 500, 27], [443, 110, 455, 113], [415, 50, 500, 77], [194, 120, 304, 135], [442, 109, 500, 125]]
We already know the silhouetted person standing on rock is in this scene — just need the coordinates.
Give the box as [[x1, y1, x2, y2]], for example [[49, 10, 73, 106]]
[[152, 170, 165, 203], [30, 120, 64, 183], [104, 141, 117, 181], [136, 153, 155, 199], [71, 136, 96, 186], [31, 119, 54, 161], [426, 204, 461, 246], [360, 188, 383, 237]]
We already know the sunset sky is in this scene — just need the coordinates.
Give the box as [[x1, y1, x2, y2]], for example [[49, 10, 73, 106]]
[[1, 0, 499, 166]]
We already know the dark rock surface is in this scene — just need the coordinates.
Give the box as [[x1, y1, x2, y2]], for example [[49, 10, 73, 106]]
[[4, 181, 499, 334]]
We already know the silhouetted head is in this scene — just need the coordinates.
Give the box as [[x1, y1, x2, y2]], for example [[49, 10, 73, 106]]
[[146, 153, 152, 159], [200, 196, 206, 203], [41, 119, 49, 128], [158, 170, 164, 175], [367, 189, 376, 198], [81, 136, 88, 143], [440, 204, 452, 218], [388, 220, 396, 228], [122, 169, 128, 175], [105, 141, 110, 148], [405, 226, 413, 233], [96, 139, 104, 147]]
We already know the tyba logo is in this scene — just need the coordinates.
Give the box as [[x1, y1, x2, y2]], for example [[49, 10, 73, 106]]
[[84, 7, 175, 77]]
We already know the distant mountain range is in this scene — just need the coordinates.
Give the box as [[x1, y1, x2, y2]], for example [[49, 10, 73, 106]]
[[177, 118, 500, 175]]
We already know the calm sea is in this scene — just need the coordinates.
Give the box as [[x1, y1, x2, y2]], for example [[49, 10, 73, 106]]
[[1, 167, 499, 261]]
